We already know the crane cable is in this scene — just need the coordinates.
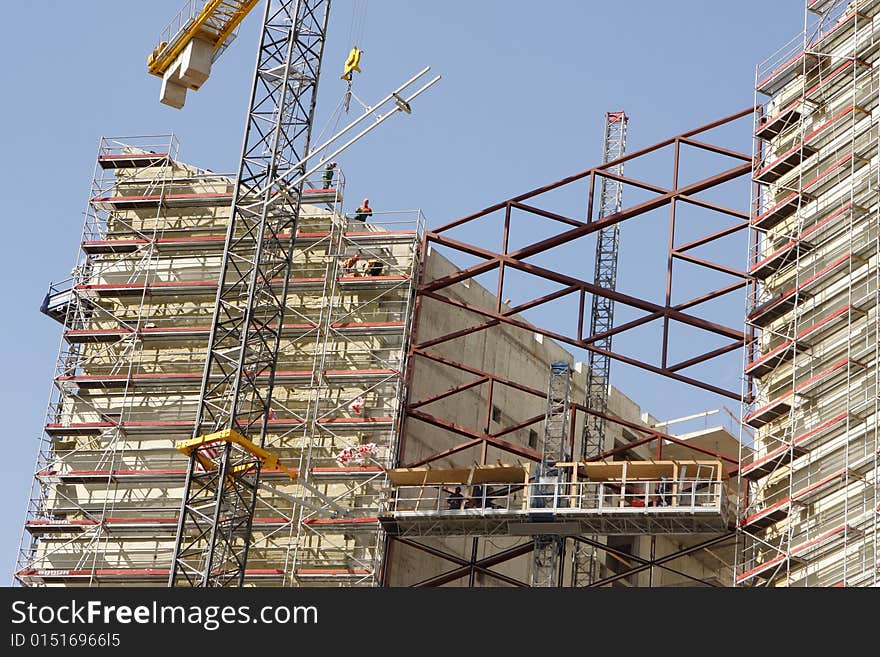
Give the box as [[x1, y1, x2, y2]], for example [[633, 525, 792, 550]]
[[342, 0, 368, 111], [311, 1, 369, 174]]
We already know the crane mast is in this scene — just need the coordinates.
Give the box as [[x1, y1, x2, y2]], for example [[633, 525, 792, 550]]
[[582, 110, 628, 460], [571, 110, 628, 587], [169, 0, 332, 587]]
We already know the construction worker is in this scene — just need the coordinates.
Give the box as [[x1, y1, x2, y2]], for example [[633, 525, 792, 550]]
[[342, 252, 361, 276], [468, 484, 484, 509], [353, 198, 372, 223], [654, 475, 672, 507], [322, 161, 337, 189], [365, 258, 384, 277], [447, 486, 464, 510]]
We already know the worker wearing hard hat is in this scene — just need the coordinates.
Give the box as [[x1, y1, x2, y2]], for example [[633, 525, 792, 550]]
[[322, 161, 337, 189], [353, 198, 372, 223]]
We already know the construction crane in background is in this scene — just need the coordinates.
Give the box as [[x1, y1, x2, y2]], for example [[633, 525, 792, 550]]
[[150, 0, 437, 586], [531, 362, 573, 587], [571, 110, 628, 587]]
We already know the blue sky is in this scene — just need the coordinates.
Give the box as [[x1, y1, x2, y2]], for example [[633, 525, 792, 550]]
[[0, 0, 805, 579]]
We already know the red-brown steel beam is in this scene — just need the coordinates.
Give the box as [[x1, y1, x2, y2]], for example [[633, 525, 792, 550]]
[[423, 257, 744, 343], [678, 136, 754, 162], [492, 414, 545, 439], [424, 164, 752, 298], [586, 533, 735, 587], [395, 538, 534, 588], [667, 340, 744, 373], [408, 348, 740, 465], [418, 290, 743, 400], [673, 280, 749, 314], [570, 535, 720, 587], [504, 162, 752, 263], [677, 195, 750, 221], [510, 201, 587, 228], [402, 439, 483, 468], [407, 409, 542, 462], [672, 250, 749, 280], [429, 106, 755, 236], [408, 376, 489, 410]]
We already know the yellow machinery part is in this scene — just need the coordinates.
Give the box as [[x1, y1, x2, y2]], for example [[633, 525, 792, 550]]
[[176, 428, 298, 481], [148, 0, 260, 77]]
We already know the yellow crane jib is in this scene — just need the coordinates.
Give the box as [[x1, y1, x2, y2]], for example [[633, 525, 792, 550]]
[[149, 0, 260, 109], [175, 428, 298, 482], [341, 47, 363, 81]]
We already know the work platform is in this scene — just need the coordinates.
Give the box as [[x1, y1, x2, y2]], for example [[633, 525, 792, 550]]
[[64, 320, 405, 344], [45, 415, 395, 437], [72, 273, 410, 299], [79, 228, 413, 255], [378, 460, 734, 538]]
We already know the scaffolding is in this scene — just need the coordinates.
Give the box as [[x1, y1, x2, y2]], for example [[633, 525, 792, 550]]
[[739, 0, 880, 587], [16, 137, 423, 587]]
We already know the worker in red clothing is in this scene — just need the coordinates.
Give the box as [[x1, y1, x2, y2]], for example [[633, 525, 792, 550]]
[[342, 252, 361, 276], [353, 198, 372, 223]]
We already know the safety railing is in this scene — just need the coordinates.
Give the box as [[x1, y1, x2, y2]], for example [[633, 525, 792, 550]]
[[382, 478, 728, 516], [340, 209, 426, 236]]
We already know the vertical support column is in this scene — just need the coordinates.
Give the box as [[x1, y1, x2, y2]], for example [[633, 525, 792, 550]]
[[170, 0, 332, 588]]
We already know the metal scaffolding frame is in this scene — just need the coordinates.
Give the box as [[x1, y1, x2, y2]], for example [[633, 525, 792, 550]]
[[738, 0, 880, 587], [16, 131, 424, 587]]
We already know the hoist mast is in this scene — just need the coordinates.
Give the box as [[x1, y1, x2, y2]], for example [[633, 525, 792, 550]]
[[531, 361, 572, 587]]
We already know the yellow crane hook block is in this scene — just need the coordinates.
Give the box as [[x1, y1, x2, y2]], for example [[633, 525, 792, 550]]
[[341, 47, 363, 81]]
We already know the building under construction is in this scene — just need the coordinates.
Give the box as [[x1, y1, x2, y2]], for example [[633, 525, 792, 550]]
[[16, 136, 740, 587], [739, 0, 880, 587], [13, 0, 880, 587]]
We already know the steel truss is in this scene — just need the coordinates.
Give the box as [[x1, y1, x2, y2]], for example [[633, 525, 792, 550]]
[[388, 109, 755, 587], [582, 111, 628, 459], [573, 110, 628, 588], [170, 0, 332, 587], [388, 533, 735, 588], [738, 0, 880, 587]]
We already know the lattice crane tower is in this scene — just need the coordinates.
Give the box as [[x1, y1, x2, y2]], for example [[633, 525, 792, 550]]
[[582, 110, 628, 460], [166, 0, 333, 587]]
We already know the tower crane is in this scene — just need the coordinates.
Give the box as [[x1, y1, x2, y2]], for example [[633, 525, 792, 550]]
[[571, 110, 628, 587], [145, 0, 438, 587]]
